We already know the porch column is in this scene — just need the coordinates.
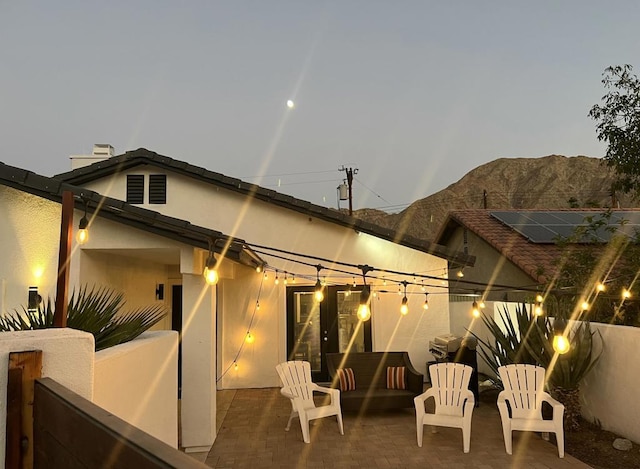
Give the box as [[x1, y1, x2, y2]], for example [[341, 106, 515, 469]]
[[180, 273, 217, 452]]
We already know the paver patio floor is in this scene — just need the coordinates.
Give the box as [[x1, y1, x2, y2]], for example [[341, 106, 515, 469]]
[[203, 387, 592, 468]]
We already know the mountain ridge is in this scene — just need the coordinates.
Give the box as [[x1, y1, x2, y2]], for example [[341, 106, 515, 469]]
[[352, 155, 634, 242]]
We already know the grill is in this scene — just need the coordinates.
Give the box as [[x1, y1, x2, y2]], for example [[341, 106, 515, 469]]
[[428, 334, 462, 359]]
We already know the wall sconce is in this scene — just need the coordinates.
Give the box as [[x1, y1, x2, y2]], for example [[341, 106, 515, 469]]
[[28, 286, 42, 311]]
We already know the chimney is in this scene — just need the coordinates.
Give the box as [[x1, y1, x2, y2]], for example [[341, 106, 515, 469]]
[[69, 144, 115, 170]]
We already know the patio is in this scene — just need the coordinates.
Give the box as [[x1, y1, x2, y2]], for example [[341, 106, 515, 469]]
[[198, 387, 592, 468]]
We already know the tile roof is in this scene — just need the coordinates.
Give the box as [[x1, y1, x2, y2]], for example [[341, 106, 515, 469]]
[[0, 161, 262, 268], [56, 148, 473, 266], [436, 209, 591, 284]]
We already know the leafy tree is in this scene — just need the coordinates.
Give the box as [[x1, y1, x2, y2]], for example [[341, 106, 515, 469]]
[[589, 64, 640, 199]]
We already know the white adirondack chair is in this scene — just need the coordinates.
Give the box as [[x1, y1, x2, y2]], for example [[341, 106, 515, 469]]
[[414, 362, 475, 453], [275, 360, 344, 443], [497, 364, 565, 458]]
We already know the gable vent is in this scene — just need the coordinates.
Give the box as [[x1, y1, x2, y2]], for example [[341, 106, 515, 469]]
[[126, 175, 144, 204], [149, 174, 167, 204]]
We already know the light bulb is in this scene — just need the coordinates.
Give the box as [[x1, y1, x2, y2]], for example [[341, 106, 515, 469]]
[[357, 304, 371, 321], [553, 335, 570, 354], [457, 270, 464, 278], [275, 275, 279, 285], [534, 303, 543, 316], [203, 255, 219, 285], [622, 289, 631, 299], [77, 215, 89, 244], [479, 300, 486, 309], [581, 301, 590, 311], [246, 332, 255, 344], [256, 301, 260, 310], [423, 300, 429, 310], [596, 282, 605, 292], [314, 279, 324, 302], [234, 362, 239, 371], [536, 294, 544, 303], [472, 301, 480, 318], [400, 297, 409, 315], [256, 265, 263, 273]]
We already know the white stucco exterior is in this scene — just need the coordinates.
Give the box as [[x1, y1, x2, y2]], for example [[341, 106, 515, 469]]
[[94, 330, 179, 448], [0, 329, 95, 467], [580, 323, 640, 443]]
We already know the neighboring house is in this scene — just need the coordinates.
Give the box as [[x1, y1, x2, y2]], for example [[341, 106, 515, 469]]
[[434, 208, 640, 353], [1, 145, 474, 452]]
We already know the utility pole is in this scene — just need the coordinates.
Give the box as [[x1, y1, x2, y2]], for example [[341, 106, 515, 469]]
[[339, 166, 358, 215]]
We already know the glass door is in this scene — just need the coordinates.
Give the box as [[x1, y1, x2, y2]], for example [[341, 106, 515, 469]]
[[286, 285, 371, 381]]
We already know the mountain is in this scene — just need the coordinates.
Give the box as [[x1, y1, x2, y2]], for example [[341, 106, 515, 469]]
[[353, 155, 634, 242]]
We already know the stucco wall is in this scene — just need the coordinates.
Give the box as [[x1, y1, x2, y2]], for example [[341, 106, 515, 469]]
[[94, 330, 179, 447], [0, 329, 95, 467], [580, 323, 640, 443], [0, 186, 61, 314]]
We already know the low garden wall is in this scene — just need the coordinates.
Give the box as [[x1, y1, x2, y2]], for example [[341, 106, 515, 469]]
[[580, 323, 640, 443], [93, 330, 179, 448]]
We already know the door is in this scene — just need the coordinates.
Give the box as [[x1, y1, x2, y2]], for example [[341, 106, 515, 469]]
[[286, 285, 372, 381], [171, 285, 183, 399]]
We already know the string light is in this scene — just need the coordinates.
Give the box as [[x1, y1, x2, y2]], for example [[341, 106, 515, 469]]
[[581, 300, 590, 311], [423, 293, 429, 310], [314, 265, 324, 302], [534, 301, 543, 316], [596, 282, 606, 292], [203, 239, 219, 285], [471, 300, 480, 318], [77, 200, 89, 245], [457, 269, 464, 278], [283, 274, 288, 285], [245, 332, 255, 344], [234, 362, 239, 371], [256, 264, 263, 274], [400, 281, 409, 315], [536, 294, 544, 303], [553, 317, 570, 354], [357, 284, 371, 321], [622, 288, 631, 299], [275, 273, 280, 285]]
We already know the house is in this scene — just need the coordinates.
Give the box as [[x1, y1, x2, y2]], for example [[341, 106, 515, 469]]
[[2, 145, 474, 453]]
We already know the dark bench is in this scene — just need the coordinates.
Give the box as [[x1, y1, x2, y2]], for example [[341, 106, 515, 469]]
[[326, 352, 423, 411]]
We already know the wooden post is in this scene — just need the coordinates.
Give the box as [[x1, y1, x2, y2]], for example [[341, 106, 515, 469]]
[[5, 351, 42, 469], [54, 190, 74, 327]]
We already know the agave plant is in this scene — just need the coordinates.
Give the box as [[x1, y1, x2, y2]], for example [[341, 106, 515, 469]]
[[470, 302, 602, 430], [0, 285, 167, 351]]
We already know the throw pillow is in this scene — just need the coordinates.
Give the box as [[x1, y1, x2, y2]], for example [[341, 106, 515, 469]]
[[386, 366, 406, 390], [337, 368, 356, 391]]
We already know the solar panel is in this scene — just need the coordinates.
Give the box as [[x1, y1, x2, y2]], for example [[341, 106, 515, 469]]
[[490, 210, 640, 244]]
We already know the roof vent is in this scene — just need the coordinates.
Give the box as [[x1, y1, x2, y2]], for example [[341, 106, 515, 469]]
[[70, 144, 115, 170]]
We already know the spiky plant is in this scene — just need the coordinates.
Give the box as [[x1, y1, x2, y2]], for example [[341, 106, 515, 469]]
[[0, 285, 167, 351], [470, 303, 602, 430]]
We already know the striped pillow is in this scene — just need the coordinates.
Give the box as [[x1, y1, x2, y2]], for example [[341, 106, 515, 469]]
[[337, 368, 356, 391], [386, 366, 406, 390]]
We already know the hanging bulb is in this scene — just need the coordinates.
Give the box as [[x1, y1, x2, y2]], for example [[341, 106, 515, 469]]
[[553, 317, 570, 354], [357, 285, 371, 321], [622, 288, 631, 299], [291, 275, 296, 283], [581, 300, 590, 311], [397, 286, 402, 296], [421, 282, 426, 292], [263, 272, 268, 279], [383, 277, 387, 286], [536, 294, 544, 303], [400, 297, 409, 315], [275, 274, 280, 285], [77, 215, 89, 244], [352, 277, 357, 288], [457, 269, 464, 278], [314, 279, 324, 302], [283, 275, 288, 285], [234, 362, 239, 371], [256, 265, 263, 274], [596, 282, 606, 292], [203, 255, 219, 285], [479, 299, 486, 309], [423, 293, 429, 310], [471, 300, 480, 318], [534, 302, 543, 316], [245, 332, 255, 344], [256, 301, 260, 310]]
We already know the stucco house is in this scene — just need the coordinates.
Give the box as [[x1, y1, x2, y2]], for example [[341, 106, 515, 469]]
[[1, 145, 474, 453]]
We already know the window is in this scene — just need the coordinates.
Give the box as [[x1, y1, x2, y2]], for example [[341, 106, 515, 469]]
[[149, 174, 167, 204], [126, 175, 144, 204]]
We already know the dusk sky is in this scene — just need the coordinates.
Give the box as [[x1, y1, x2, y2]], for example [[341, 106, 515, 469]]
[[1, 1, 639, 212]]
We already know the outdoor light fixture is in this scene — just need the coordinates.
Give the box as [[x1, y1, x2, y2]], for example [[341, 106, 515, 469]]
[[536, 293, 544, 303], [581, 300, 590, 311], [596, 282, 606, 292], [534, 301, 543, 316], [357, 284, 371, 321], [256, 264, 263, 274], [275, 273, 280, 285], [314, 265, 324, 302], [203, 239, 219, 285], [622, 288, 631, 299], [245, 332, 255, 344], [456, 269, 464, 278], [76, 200, 89, 245], [356, 264, 373, 321], [422, 293, 429, 310], [400, 281, 409, 315], [471, 300, 480, 318], [553, 316, 570, 354]]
